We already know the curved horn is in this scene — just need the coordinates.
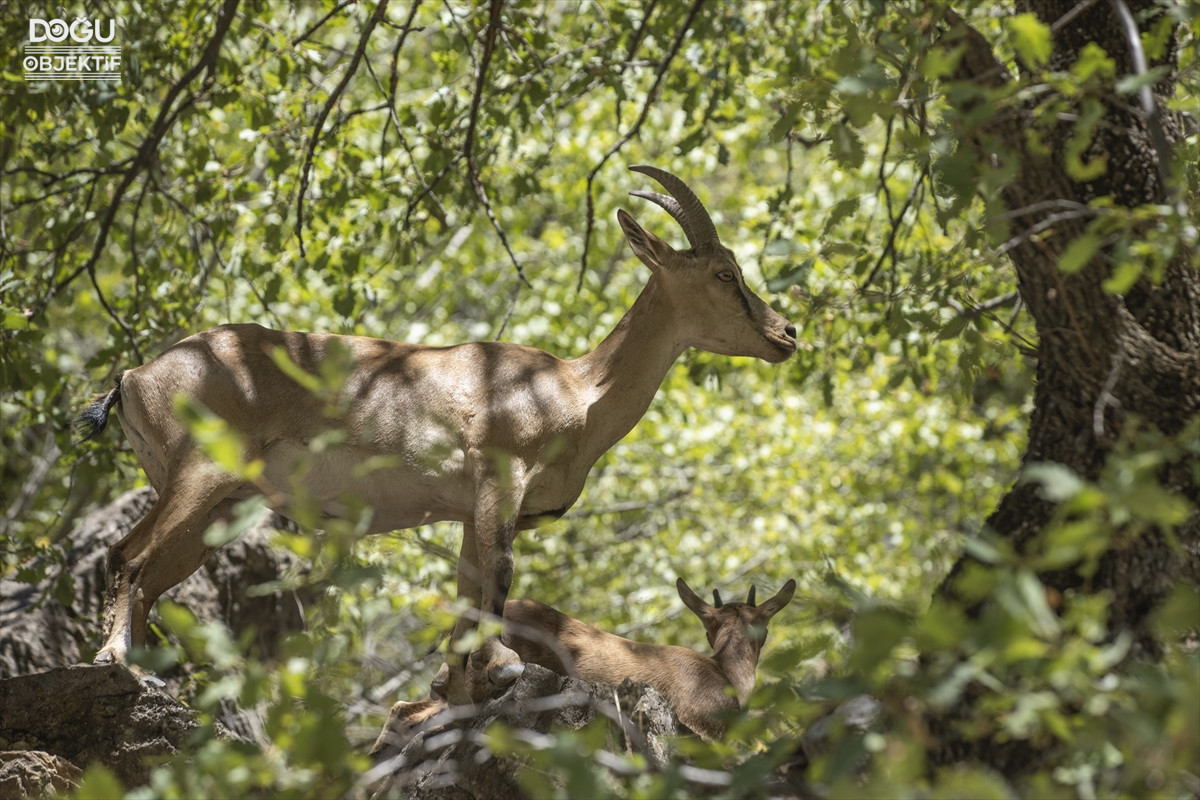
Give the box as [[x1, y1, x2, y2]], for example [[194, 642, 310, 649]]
[[712, 588, 724, 608], [747, 586, 757, 607], [628, 165, 721, 250]]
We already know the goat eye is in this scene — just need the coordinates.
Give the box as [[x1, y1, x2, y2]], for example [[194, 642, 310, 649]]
[[716, 270, 734, 283]]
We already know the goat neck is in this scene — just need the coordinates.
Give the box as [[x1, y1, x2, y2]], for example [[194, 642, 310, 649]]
[[570, 274, 685, 463], [708, 616, 761, 707]]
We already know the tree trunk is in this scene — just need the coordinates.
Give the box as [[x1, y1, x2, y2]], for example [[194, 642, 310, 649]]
[[933, 0, 1200, 772]]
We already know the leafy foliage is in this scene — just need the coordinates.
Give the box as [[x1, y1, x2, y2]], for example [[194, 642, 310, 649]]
[[2, 0, 1197, 797]]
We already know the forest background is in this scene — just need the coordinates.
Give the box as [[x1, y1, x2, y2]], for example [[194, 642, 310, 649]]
[[1, 0, 1197, 797]]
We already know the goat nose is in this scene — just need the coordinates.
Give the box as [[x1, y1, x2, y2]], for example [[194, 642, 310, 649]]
[[784, 323, 796, 340]]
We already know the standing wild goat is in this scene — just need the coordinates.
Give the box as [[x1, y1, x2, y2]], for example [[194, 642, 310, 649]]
[[373, 578, 796, 749], [75, 166, 797, 705]]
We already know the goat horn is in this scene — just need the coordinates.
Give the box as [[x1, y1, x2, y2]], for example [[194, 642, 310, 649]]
[[712, 589, 723, 608], [747, 586, 757, 607], [628, 165, 721, 250]]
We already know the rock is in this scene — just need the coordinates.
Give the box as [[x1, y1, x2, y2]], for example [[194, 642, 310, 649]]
[[368, 664, 679, 799], [0, 487, 311, 692], [0, 750, 81, 799], [0, 487, 311, 789], [0, 664, 201, 792], [0, 489, 688, 797]]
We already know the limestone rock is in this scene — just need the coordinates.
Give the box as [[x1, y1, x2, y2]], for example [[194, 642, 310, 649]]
[[0, 664, 200, 791], [0, 487, 310, 692], [0, 750, 81, 799], [369, 664, 679, 799]]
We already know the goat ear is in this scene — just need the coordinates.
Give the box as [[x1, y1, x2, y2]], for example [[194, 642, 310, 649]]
[[756, 579, 797, 620], [677, 578, 711, 618], [618, 210, 676, 274]]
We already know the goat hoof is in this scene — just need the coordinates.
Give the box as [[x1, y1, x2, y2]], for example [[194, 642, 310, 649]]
[[93, 649, 115, 665], [490, 661, 524, 688], [429, 663, 450, 700]]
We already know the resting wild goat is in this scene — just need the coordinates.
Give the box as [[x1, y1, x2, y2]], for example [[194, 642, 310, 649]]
[[75, 166, 796, 705], [372, 577, 796, 750]]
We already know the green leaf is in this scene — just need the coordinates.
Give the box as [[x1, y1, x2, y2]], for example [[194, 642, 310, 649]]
[[75, 764, 126, 800], [1071, 43, 1116, 81], [1103, 259, 1143, 293], [1023, 462, 1085, 501], [930, 766, 1016, 799], [1037, 518, 1111, 572], [849, 607, 910, 675], [1057, 233, 1101, 274], [1007, 13, 1053, 68], [769, 103, 801, 142], [204, 496, 269, 548], [1016, 570, 1061, 639], [829, 124, 865, 170], [938, 314, 968, 341], [821, 197, 860, 237], [767, 258, 813, 292], [1115, 65, 1170, 95], [962, 533, 1011, 566], [1153, 583, 1200, 639], [269, 346, 322, 393], [922, 44, 965, 81]]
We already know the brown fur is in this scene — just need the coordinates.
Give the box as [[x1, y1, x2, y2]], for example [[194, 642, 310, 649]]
[[373, 579, 795, 752], [503, 579, 795, 739], [79, 167, 797, 708]]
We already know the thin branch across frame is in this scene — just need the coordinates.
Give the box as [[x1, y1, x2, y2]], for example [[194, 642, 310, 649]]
[[578, 0, 707, 291], [295, 0, 392, 258], [462, 0, 532, 290], [33, 0, 243, 364]]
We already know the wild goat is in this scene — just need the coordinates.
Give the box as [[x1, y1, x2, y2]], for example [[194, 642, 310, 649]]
[[76, 166, 796, 704], [373, 577, 796, 749]]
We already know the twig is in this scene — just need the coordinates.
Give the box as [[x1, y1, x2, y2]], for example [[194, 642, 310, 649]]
[[995, 199, 1097, 220], [578, 0, 707, 290], [947, 290, 1039, 356], [34, 0, 242, 338], [402, 155, 461, 233], [993, 207, 1102, 255], [615, 0, 660, 128], [0, 430, 60, 538], [363, 1, 441, 225], [88, 259, 143, 362], [291, 0, 357, 46], [1050, 0, 1102, 33], [463, 0, 531, 289], [1108, 0, 1178, 209], [857, 164, 929, 295], [1093, 338, 1125, 438], [492, 280, 522, 340], [564, 489, 690, 519], [295, 0, 391, 257], [946, 291, 1020, 320]]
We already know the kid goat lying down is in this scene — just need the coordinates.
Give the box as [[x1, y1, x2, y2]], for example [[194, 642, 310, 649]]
[[372, 577, 796, 750]]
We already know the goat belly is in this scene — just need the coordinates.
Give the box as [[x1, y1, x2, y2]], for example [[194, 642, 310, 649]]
[[257, 441, 473, 531]]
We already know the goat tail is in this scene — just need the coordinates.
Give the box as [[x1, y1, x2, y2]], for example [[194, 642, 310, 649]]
[[75, 374, 123, 443]]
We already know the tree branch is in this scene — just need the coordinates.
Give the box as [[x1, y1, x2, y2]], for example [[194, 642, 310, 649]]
[[291, 0, 358, 46], [363, 1, 442, 227], [1108, 0, 1185, 220], [295, 0, 391, 258], [858, 164, 929, 295], [34, 0, 242, 347], [578, 0, 707, 290], [462, 0, 531, 290]]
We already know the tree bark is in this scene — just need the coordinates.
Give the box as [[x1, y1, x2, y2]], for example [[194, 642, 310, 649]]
[[932, 0, 1200, 774]]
